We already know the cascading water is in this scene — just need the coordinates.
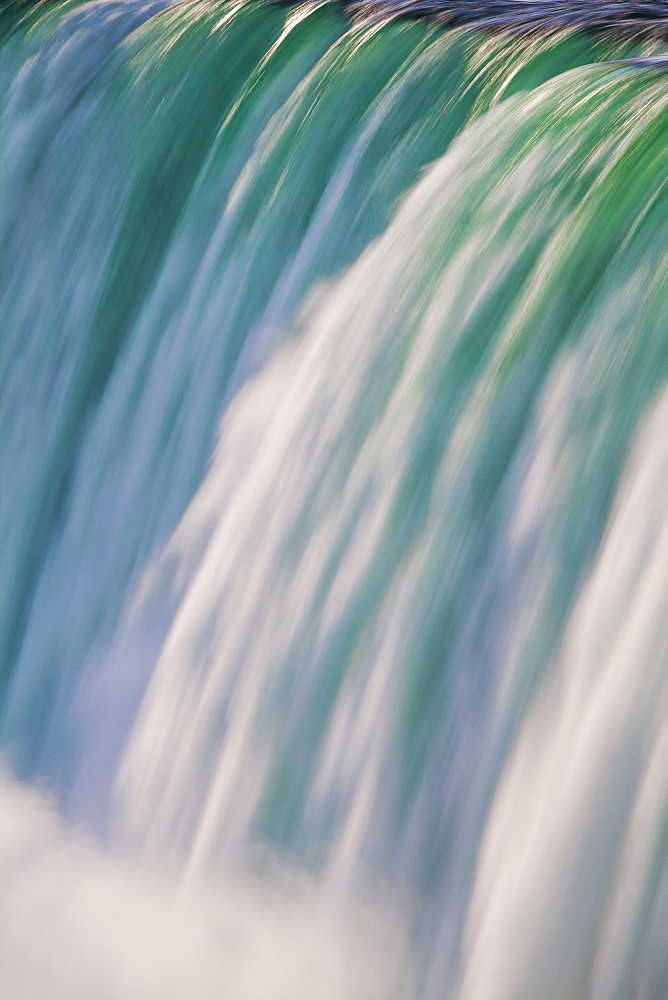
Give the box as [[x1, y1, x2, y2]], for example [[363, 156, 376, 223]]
[[1, 2, 667, 998]]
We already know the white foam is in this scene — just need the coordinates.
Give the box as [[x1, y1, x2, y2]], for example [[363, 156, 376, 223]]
[[0, 768, 413, 1000]]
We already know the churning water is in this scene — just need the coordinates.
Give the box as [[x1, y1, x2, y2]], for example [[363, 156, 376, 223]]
[[1, 2, 667, 998]]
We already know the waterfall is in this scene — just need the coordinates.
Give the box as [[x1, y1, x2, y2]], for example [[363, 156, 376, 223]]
[[1, 3, 667, 998]]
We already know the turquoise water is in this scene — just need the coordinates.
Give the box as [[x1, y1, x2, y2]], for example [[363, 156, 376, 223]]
[[1, 3, 667, 998]]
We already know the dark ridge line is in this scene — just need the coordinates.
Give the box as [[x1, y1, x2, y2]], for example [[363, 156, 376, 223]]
[[339, 1, 668, 39], [7, 0, 668, 40], [5, 1, 668, 43]]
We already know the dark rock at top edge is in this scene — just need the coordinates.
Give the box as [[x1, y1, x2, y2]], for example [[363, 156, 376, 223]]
[[342, 1, 668, 38]]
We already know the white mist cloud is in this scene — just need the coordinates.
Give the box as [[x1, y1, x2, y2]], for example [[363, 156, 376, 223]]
[[0, 768, 412, 1000]]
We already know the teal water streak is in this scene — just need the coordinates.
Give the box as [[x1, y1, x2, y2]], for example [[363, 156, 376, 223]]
[[1, 4, 667, 1000]]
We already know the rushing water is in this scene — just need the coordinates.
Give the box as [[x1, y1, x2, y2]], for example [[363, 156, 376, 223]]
[[1, 2, 667, 998]]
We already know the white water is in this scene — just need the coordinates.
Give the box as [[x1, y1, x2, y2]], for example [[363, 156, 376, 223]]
[[459, 390, 668, 1000], [0, 769, 411, 1000], [2, 3, 668, 998], [2, 384, 666, 1000]]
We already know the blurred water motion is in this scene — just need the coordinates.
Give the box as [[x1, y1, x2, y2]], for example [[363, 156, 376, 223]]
[[1, 2, 667, 998]]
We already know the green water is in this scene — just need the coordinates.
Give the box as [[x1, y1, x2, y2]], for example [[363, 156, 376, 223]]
[[1, 3, 667, 999]]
